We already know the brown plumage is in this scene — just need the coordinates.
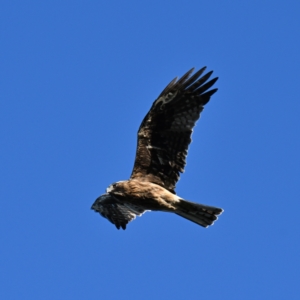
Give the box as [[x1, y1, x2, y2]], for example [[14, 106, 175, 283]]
[[92, 67, 223, 230]]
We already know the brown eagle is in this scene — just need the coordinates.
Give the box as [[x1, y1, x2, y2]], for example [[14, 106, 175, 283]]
[[92, 67, 223, 230]]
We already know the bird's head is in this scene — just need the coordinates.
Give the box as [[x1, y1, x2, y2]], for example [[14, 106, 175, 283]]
[[105, 181, 125, 194]]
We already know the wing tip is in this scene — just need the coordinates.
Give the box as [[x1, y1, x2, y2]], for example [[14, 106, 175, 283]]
[[115, 223, 127, 230]]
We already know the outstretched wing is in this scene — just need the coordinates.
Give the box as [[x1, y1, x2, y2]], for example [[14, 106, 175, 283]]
[[91, 194, 147, 230], [130, 67, 218, 193]]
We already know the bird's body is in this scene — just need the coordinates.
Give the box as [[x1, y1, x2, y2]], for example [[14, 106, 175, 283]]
[[107, 179, 184, 212], [92, 67, 223, 230]]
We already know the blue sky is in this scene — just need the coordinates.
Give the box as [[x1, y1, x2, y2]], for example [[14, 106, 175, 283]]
[[1, 1, 300, 299]]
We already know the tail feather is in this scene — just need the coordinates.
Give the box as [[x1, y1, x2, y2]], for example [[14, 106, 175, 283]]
[[175, 199, 223, 228]]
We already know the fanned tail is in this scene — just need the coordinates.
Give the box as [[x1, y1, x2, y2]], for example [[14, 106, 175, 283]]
[[175, 199, 223, 228]]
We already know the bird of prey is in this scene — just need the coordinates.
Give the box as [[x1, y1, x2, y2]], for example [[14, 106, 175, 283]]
[[91, 67, 223, 230]]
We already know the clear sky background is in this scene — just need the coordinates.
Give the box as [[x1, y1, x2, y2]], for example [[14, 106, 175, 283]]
[[1, 1, 300, 299]]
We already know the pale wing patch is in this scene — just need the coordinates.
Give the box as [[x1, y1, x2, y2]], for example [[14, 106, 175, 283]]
[[123, 203, 150, 215], [154, 91, 178, 109]]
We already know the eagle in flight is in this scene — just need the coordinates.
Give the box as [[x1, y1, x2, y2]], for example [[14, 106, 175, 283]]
[[92, 67, 223, 230]]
